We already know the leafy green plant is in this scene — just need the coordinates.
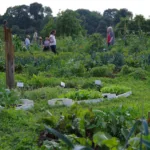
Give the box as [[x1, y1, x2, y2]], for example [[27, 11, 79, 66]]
[[23, 87, 67, 100], [45, 126, 93, 150], [120, 65, 135, 75], [90, 65, 114, 77], [130, 68, 148, 80], [0, 88, 20, 107], [13, 35, 24, 51], [86, 106, 134, 141], [123, 118, 150, 150], [89, 33, 104, 52], [59, 89, 102, 100], [101, 85, 131, 95]]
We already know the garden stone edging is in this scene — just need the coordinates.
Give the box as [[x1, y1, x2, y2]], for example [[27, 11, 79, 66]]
[[117, 91, 132, 98], [77, 98, 103, 104], [102, 91, 132, 100], [16, 99, 34, 110], [48, 98, 74, 107], [48, 91, 132, 107]]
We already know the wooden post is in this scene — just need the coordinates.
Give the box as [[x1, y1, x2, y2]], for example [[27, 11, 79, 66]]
[[148, 112, 150, 124], [4, 23, 15, 89]]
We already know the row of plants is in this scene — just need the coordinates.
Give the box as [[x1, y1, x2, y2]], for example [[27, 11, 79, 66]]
[[39, 105, 150, 149]]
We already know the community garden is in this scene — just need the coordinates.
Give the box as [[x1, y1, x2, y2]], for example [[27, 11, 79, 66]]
[[1, 32, 150, 150]]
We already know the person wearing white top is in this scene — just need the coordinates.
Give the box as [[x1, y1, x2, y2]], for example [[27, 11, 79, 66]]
[[49, 30, 57, 54], [33, 31, 38, 42], [25, 35, 30, 50]]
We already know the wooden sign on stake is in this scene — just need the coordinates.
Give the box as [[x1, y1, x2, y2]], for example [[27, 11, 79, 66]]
[[4, 22, 15, 89]]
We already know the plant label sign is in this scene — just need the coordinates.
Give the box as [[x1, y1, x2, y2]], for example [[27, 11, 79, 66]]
[[17, 82, 24, 87], [95, 80, 102, 86], [61, 82, 65, 87]]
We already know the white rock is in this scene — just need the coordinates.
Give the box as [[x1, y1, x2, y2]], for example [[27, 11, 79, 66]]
[[77, 98, 103, 104], [16, 99, 34, 110], [102, 93, 117, 99], [117, 91, 132, 98], [63, 99, 74, 106], [95, 80, 102, 86], [20, 99, 34, 105], [48, 98, 73, 107]]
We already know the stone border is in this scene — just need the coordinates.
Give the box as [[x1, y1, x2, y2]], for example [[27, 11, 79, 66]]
[[16, 99, 34, 110], [48, 91, 132, 107]]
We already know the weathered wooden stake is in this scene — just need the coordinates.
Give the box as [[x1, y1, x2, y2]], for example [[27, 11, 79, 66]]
[[148, 112, 150, 124], [4, 24, 15, 89]]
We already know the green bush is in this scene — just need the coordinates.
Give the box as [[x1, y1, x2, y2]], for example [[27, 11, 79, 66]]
[[89, 33, 104, 52], [112, 52, 124, 68], [130, 68, 147, 80], [120, 65, 135, 75], [101, 85, 131, 95], [23, 87, 67, 101], [90, 65, 114, 77], [0, 88, 20, 107]]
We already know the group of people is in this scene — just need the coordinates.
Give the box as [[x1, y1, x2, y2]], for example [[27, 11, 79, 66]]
[[25, 30, 57, 54], [25, 26, 114, 53]]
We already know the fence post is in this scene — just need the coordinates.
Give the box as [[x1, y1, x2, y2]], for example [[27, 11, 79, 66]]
[[4, 23, 15, 89]]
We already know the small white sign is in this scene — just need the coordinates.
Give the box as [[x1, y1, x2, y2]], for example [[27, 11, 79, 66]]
[[95, 80, 102, 86], [61, 82, 65, 87], [17, 82, 24, 87]]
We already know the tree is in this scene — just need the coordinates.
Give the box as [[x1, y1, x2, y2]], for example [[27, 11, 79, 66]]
[[2, 3, 53, 39], [114, 8, 133, 25], [56, 9, 85, 36], [103, 9, 118, 26], [3, 5, 31, 29], [40, 18, 56, 37], [95, 19, 107, 36], [29, 2, 44, 20], [76, 9, 102, 34]]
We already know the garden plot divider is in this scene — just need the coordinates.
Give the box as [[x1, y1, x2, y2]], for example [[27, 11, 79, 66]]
[[4, 24, 15, 89]]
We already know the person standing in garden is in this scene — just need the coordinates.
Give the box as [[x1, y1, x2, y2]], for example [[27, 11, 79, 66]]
[[107, 26, 115, 46], [33, 30, 38, 43], [43, 37, 50, 51], [25, 35, 30, 50], [49, 30, 57, 54], [38, 36, 43, 49]]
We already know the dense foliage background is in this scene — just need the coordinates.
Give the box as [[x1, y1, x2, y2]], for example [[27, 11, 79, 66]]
[[0, 2, 150, 40], [1, 2, 150, 150]]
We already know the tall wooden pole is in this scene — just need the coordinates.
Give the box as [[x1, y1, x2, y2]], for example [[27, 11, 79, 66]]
[[4, 21, 15, 89]]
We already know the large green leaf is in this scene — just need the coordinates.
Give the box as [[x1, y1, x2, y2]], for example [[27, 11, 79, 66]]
[[142, 139, 150, 148], [141, 119, 149, 135], [93, 132, 110, 146], [124, 120, 141, 149], [93, 131, 119, 148], [45, 125, 74, 148]]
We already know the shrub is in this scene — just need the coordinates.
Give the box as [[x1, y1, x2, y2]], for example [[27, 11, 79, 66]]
[[0, 88, 20, 107], [89, 33, 104, 52], [23, 87, 67, 101], [120, 65, 135, 75], [90, 65, 114, 77], [130, 68, 147, 80], [112, 52, 124, 68]]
